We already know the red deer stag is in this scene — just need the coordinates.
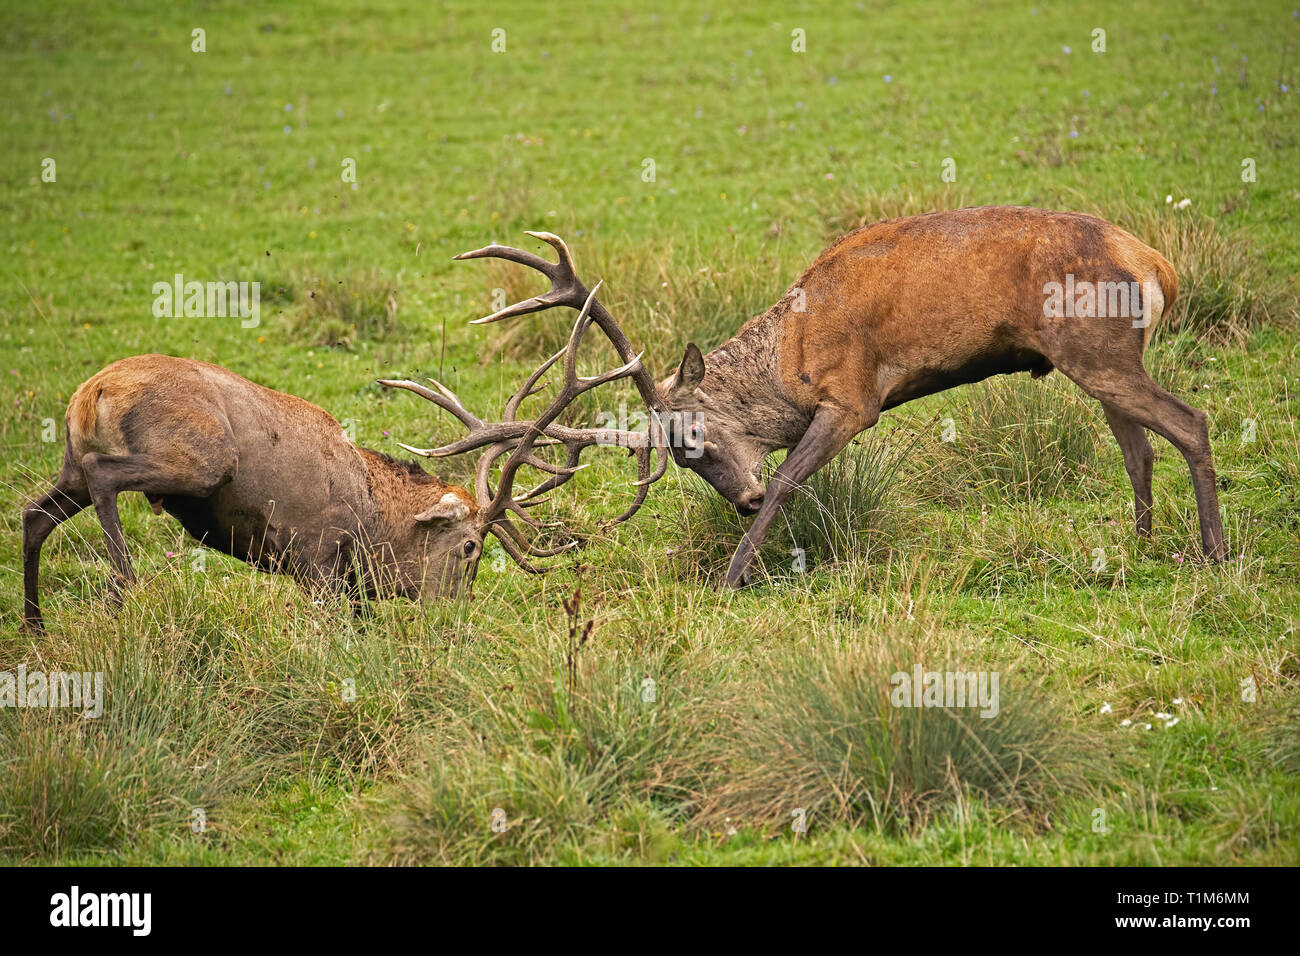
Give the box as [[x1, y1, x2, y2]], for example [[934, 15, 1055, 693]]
[[22, 292, 659, 631], [455, 212, 1226, 589]]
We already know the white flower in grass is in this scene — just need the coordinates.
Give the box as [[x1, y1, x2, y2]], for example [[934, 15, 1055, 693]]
[[1120, 719, 1132, 727], [1100, 702, 1112, 715]]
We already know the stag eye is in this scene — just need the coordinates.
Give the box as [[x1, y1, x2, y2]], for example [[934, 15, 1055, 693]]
[[463, 539, 478, 558]]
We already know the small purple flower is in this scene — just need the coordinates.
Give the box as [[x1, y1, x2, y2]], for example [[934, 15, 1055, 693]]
[[883, 74, 892, 83], [1063, 45, 1071, 54]]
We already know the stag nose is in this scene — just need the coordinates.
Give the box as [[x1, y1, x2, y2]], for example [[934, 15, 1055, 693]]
[[735, 490, 764, 516]]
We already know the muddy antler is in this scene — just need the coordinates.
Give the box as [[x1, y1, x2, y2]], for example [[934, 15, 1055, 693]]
[[380, 280, 666, 572]]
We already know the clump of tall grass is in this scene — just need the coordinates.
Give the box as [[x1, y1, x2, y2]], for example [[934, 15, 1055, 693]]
[[782, 427, 923, 563], [0, 554, 473, 860], [919, 373, 1104, 506], [1120, 204, 1294, 343], [672, 430, 917, 581], [697, 619, 1095, 834], [285, 270, 400, 348], [1264, 705, 1300, 775], [0, 627, 255, 860]]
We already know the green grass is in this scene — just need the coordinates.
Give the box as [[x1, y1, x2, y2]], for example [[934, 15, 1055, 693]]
[[1, 0, 1298, 865]]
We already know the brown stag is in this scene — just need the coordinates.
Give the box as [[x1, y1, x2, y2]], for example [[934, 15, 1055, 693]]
[[455, 210, 1226, 588], [22, 288, 659, 631]]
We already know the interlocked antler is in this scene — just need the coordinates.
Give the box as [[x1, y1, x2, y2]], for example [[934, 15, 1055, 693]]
[[380, 271, 667, 572]]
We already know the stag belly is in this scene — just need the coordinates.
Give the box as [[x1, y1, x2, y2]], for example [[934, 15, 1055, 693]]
[[878, 345, 1053, 411], [156, 457, 368, 575]]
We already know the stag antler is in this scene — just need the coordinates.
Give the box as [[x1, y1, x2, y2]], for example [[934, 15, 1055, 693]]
[[380, 258, 670, 572], [455, 232, 662, 403]]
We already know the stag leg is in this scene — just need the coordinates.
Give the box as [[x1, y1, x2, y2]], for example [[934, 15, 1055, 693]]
[[23, 455, 92, 633], [81, 449, 236, 605], [725, 403, 872, 589], [1057, 366, 1226, 561], [1101, 403, 1155, 538]]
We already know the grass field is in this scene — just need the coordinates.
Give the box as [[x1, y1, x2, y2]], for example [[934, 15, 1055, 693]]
[[1, 0, 1297, 865]]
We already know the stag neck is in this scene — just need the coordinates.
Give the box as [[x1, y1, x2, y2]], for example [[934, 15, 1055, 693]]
[[700, 309, 810, 449], [355, 448, 471, 547]]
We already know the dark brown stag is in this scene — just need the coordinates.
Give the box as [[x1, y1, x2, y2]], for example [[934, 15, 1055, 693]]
[[22, 288, 660, 631]]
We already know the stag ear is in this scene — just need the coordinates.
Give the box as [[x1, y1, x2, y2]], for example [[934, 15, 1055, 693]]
[[414, 492, 472, 525], [673, 343, 706, 399]]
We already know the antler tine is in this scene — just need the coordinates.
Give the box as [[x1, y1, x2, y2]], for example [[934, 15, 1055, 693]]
[[455, 232, 583, 326], [522, 231, 579, 274], [484, 524, 545, 573], [637, 411, 672, 487], [514, 445, 586, 503], [485, 518, 578, 562], [377, 379, 481, 430], [474, 446, 558, 562], [608, 446, 652, 526], [504, 348, 564, 422]]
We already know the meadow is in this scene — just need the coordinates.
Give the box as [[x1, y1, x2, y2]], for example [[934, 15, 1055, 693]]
[[0, 0, 1297, 865]]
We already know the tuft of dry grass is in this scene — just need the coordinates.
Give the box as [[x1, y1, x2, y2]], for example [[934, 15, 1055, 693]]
[[694, 598, 1098, 835], [915, 372, 1105, 507], [283, 270, 401, 349], [816, 185, 978, 240]]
